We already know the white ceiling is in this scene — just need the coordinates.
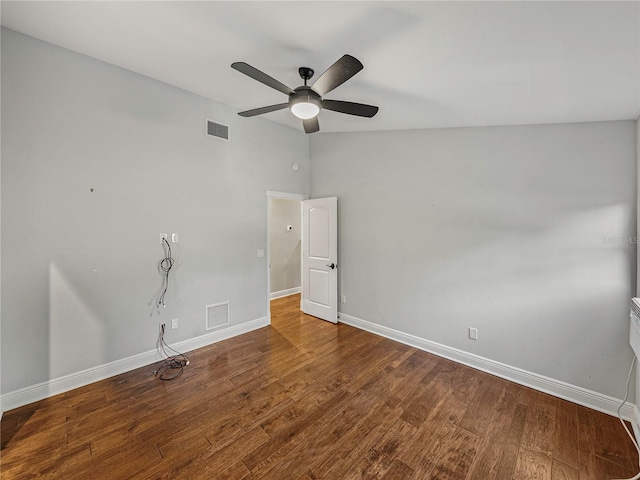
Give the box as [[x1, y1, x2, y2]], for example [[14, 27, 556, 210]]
[[2, 1, 639, 133]]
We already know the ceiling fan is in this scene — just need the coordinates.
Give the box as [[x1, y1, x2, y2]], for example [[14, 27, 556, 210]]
[[231, 54, 378, 134]]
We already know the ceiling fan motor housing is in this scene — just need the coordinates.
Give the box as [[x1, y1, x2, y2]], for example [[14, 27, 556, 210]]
[[289, 86, 322, 116]]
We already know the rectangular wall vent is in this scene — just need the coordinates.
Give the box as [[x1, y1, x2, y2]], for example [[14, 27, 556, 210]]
[[206, 120, 229, 140], [206, 301, 229, 331]]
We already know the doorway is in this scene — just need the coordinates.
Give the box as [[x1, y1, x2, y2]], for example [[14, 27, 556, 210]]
[[266, 191, 308, 323]]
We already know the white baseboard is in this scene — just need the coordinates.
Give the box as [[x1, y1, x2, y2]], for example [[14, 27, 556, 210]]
[[339, 312, 636, 421], [270, 287, 301, 300], [1, 317, 268, 413]]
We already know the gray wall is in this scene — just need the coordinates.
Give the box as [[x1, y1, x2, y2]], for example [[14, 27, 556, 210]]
[[1, 29, 310, 394], [269, 199, 301, 294], [311, 121, 637, 399], [2, 26, 638, 409]]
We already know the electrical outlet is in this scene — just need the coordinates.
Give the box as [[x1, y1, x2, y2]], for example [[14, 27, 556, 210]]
[[469, 327, 478, 340], [172, 318, 178, 330], [160, 323, 166, 334], [159, 233, 168, 244], [340, 295, 346, 303]]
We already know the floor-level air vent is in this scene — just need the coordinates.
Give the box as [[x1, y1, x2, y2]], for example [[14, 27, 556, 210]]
[[206, 301, 229, 331], [206, 120, 229, 140]]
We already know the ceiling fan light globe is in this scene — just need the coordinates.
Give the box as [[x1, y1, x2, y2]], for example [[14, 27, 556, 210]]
[[291, 102, 320, 120]]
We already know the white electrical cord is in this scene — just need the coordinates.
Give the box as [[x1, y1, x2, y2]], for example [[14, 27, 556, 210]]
[[613, 355, 640, 480]]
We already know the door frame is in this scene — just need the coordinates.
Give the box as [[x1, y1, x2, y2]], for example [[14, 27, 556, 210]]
[[266, 190, 309, 324]]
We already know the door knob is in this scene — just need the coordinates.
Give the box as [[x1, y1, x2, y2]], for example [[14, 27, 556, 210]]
[[326, 263, 337, 269]]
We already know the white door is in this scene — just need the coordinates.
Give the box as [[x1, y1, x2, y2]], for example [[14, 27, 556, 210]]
[[301, 197, 338, 323]]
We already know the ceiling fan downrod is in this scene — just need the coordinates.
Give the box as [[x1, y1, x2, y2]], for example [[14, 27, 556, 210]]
[[298, 67, 314, 86]]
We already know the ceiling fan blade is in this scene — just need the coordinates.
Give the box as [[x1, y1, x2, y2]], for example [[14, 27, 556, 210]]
[[231, 62, 295, 96], [238, 103, 289, 117], [311, 55, 364, 96], [321, 99, 379, 118], [303, 117, 320, 134]]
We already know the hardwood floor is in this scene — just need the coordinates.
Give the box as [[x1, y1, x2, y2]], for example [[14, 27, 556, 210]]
[[1, 294, 638, 479]]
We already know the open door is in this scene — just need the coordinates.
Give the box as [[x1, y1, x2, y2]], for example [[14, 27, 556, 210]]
[[301, 197, 338, 323]]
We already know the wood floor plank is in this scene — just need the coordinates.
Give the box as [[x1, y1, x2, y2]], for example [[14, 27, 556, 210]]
[[250, 388, 384, 480], [214, 460, 252, 480], [295, 474, 315, 480], [344, 417, 417, 479], [89, 423, 144, 457], [259, 381, 338, 437], [520, 389, 557, 456], [595, 453, 639, 480], [513, 448, 553, 480], [457, 373, 508, 437], [381, 459, 415, 480], [552, 399, 579, 469], [157, 427, 211, 461], [298, 399, 403, 479], [427, 426, 481, 480], [464, 382, 520, 480], [0, 294, 637, 479], [0, 440, 91, 479], [551, 459, 579, 480], [395, 384, 470, 473], [71, 441, 163, 480], [494, 402, 528, 480], [153, 426, 269, 480], [590, 407, 638, 471], [576, 405, 599, 480], [241, 389, 353, 477]]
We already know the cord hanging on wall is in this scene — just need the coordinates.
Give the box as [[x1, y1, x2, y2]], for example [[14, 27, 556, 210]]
[[153, 323, 190, 381], [150, 237, 175, 315]]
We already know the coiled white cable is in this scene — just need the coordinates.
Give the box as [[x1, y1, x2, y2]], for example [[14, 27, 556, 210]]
[[613, 355, 640, 480]]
